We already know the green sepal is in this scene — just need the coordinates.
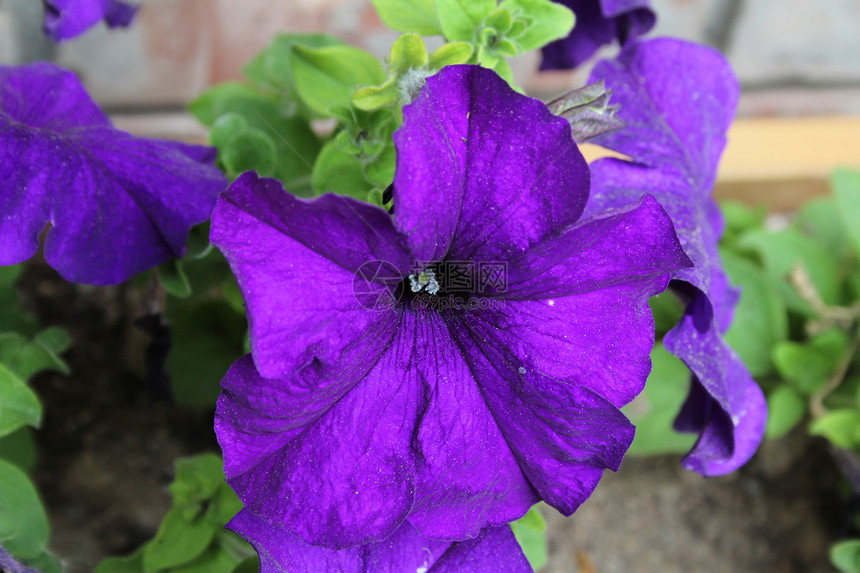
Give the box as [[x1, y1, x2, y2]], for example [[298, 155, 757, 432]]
[[370, 0, 442, 36], [428, 41, 474, 68], [436, 0, 496, 41], [545, 80, 625, 143], [388, 33, 429, 75], [500, 0, 575, 51], [290, 44, 386, 116], [353, 80, 401, 111]]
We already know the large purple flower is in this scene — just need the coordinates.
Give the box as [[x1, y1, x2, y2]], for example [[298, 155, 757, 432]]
[[43, 0, 138, 42], [0, 62, 226, 285], [229, 510, 532, 572], [584, 38, 767, 475], [211, 64, 691, 549], [541, 0, 655, 70]]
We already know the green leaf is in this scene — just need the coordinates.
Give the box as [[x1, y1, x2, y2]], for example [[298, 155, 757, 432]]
[[157, 258, 192, 299], [428, 41, 474, 69], [0, 427, 37, 472], [623, 344, 697, 456], [371, 0, 442, 36], [721, 249, 788, 376], [170, 544, 241, 573], [0, 458, 49, 559], [833, 169, 860, 258], [795, 198, 853, 262], [0, 327, 71, 381], [500, 0, 575, 51], [649, 290, 685, 338], [290, 45, 386, 116], [94, 548, 146, 573], [311, 140, 373, 200], [809, 409, 860, 448], [210, 114, 278, 179], [388, 33, 430, 75], [0, 363, 42, 438], [352, 80, 400, 111], [832, 539, 860, 573], [166, 300, 246, 409], [363, 141, 397, 188], [143, 508, 216, 572], [765, 386, 806, 440], [719, 200, 766, 245], [738, 228, 842, 315], [436, 0, 496, 41], [170, 454, 225, 510], [189, 82, 320, 195], [773, 329, 848, 395], [231, 556, 260, 573], [511, 505, 547, 571]]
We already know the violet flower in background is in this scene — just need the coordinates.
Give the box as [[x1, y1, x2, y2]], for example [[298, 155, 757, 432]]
[[584, 38, 767, 475], [0, 545, 38, 573], [541, 0, 655, 70], [0, 62, 226, 285], [229, 510, 532, 572], [212, 64, 691, 551], [42, 0, 138, 42]]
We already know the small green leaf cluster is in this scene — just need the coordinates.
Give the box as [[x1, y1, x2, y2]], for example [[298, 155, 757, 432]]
[[191, 0, 574, 208], [0, 264, 71, 572], [94, 454, 255, 573]]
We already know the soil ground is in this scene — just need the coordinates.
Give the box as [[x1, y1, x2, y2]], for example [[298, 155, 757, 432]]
[[17, 261, 847, 573]]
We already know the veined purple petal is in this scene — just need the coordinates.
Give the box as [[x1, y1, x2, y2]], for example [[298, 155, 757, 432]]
[[585, 38, 766, 474], [213, 63, 693, 547], [43, 0, 139, 42], [0, 63, 225, 285], [540, 0, 655, 70], [210, 172, 411, 379], [227, 510, 531, 573], [394, 65, 589, 264]]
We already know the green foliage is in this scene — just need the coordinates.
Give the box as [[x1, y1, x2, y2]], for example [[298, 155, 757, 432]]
[[436, 0, 496, 41], [0, 363, 42, 438], [765, 386, 806, 439], [511, 504, 547, 571], [833, 169, 860, 258], [810, 409, 860, 449], [623, 344, 697, 456], [722, 249, 788, 377], [96, 454, 253, 573], [773, 329, 847, 395], [499, 0, 575, 51], [832, 539, 860, 573], [371, 0, 442, 36], [0, 459, 50, 560], [290, 44, 386, 116], [0, 427, 37, 472]]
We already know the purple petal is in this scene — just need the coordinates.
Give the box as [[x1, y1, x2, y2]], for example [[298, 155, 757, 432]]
[[394, 64, 589, 264], [540, 0, 655, 70], [210, 171, 411, 379], [585, 39, 766, 473], [228, 510, 530, 573], [0, 63, 225, 285], [0, 545, 38, 573], [407, 317, 539, 540], [217, 344, 424, 548], [42, 0, 138, 42]]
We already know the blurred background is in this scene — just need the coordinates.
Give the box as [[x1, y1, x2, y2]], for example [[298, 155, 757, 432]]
[[2, 1, 860, 572]]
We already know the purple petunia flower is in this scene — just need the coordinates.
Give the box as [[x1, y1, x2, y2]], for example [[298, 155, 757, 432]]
[[211, 64, 691, 551], [541, 0, 655, 70], [584, 38, 767, 475], [42, 0, 138, 42], [0, 62, 226, 285], [0, 544, 38, 573], [229, 509, 532, 572]]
